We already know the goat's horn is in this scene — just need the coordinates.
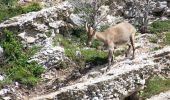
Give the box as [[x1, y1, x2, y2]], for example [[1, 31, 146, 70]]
[[85, 22, 90, 32]]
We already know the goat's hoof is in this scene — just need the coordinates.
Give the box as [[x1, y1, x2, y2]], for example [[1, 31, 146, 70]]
[[106, 66, 111, 72], [130, 57, 135, 60]]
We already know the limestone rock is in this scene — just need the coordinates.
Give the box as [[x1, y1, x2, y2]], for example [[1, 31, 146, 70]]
[[29, 34, 170, 100], [26, 37, 37, 43], [28, 38, 68, 69], [0, 46, 4, 63], [0, 46, 3, 58], [70, 14, 83, 26], [0, 1, 74, 47], [0, 75, 4, 81]]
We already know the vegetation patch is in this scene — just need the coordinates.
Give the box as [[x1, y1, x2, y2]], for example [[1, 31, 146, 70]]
[[150, 20, 170, 33], [53, 26, 128, 69], [0, 1, 41, 22], [151, 46, 162, 51], [164, 32, 170, 45], [0, 30, 44, 87], [140, 76, 170, 99], [53, 30, 108, 69], [149, 35, 158, 43]]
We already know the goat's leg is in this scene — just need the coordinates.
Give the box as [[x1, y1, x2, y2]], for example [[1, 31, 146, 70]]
[[108, 49, 113, 65], [125, 43, 131, 57], [130, 35, 135, 59], [106, 48, 114, 71]]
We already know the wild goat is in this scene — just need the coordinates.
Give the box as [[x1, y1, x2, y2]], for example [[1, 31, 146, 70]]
[[85, 21, 136, 70]]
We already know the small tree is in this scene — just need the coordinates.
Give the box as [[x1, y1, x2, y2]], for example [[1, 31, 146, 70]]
[[124, 0, 152, 33], [139, 0, 151, 33], [70, 0, 152, 33], [70, 0, 111, 30]]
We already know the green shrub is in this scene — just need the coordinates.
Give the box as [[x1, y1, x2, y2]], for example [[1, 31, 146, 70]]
[[81, 49, 107, 64], [0, 0, 18, 7], [45, 31, 52, 37], [150, 20, 170, 33], [140, 76, 170, 98], [65, 48, 107, 67], [53, 34, 108, 68], [149, 36, 158, 43], [22, 2, 41, 13], [1, 29, 22, 60], [165, 32, 170, 45], [0, 29, 44, 87], [91, 40, 103, 49], [71, 26, 88, 47], [152, 47, 162, 51], [0, 2, 42, 22]]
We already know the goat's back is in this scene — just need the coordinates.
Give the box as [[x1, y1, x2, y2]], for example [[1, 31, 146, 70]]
[[105, 22, 136, 44]]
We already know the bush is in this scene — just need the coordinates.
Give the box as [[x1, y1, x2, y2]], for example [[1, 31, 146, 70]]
[[165, 32, 170, 45], [150, 20, 170, 33], [140, 76, 170, 98], [0, 2, 41, 22], [22, 2, 42, 13], [0, 29, 44, 87], [0, 0, 18, 7], [71, 26, 88, 47], [65, 48, 108, 67]]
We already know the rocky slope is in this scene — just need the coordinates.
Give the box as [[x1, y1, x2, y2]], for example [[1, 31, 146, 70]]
[[0, 0, 170, 100], [28, 34, 170, 100]]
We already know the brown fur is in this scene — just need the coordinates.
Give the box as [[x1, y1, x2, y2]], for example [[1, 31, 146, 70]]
[[86, 21, 136, 71]]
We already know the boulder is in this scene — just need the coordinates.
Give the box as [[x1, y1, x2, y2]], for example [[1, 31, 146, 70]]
[[70, 14, 84, 26], [0, 46, 4, 63], [28, 38, 69, 68], [0, 1, 74, 47]]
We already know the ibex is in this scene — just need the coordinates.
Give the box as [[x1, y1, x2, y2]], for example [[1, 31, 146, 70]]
[[85, 21, 136, 71]]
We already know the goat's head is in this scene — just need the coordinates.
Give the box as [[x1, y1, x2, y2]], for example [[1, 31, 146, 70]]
[[85, 22, 96, 47]]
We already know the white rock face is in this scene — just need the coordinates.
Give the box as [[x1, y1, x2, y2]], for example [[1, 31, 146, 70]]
[[49, 21, 65, 29], [147, 90, 170, 100], [2, 96, 11, 100], [70, 14, 83, 26], [26, 37, 37, 43], [0, 89, 10, 95], [0, 46, 3, 58], [0, 1, 74, 47], [98, 5, 110, 16], [28, 38, 67, 68], [0, 75, 4, 81]]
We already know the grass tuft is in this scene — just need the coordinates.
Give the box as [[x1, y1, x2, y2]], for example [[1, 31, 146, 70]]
[[140, 76, 170, 98], [0, 2, 41, 22], [150, 20, 170, 33], [165, 32, 170, 45], [53, 32, 108, 69]]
